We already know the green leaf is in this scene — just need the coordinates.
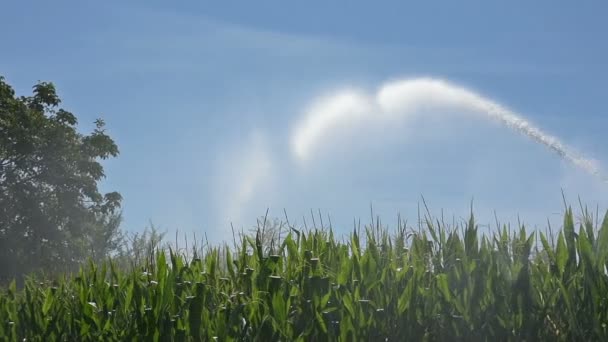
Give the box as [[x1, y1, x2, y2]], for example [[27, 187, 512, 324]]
[[563, 207, 577, 273], [315, 310, 328, 334], [539, 232, 555, 266], [436, 274, 452, 302], [398, 274, 415, 314], [578, 227, 595, 269], [42, 290, 54, 316], [556, 232, 567, 276], [596, 211, 608, 267]]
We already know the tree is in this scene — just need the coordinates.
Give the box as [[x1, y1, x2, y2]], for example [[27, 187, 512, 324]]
[[86, 212, 125, 264], [0, 75, 122, 282]]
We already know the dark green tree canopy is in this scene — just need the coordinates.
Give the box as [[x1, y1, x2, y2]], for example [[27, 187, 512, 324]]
[[0, 76, 122, 281]]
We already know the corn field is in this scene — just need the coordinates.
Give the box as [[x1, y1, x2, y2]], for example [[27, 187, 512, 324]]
[[1, 208, 608, 341]]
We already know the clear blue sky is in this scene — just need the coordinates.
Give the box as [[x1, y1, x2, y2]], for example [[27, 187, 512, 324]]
[[2, 1, 607, 242]]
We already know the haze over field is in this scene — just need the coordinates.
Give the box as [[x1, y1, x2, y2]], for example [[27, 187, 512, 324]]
[[2, 1, 607, 243]]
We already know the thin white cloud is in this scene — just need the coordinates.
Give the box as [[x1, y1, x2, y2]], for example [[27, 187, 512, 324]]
[[85, 6, 579, 79]]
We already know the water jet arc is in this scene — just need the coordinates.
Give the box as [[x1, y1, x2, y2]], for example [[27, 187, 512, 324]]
[[292, 78, 605, 182]]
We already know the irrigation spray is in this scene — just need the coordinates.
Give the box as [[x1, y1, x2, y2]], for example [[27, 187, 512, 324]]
[[292, 78, 606, 182]]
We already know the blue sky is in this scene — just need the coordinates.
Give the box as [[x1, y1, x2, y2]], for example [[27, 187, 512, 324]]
[[2, 1, 607, 242]]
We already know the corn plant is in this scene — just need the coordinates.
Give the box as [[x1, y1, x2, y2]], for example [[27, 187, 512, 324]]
[[1, 208, 608, 341]]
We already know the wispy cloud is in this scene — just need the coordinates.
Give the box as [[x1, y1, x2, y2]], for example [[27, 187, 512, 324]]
[[76, 5, 579, 80]]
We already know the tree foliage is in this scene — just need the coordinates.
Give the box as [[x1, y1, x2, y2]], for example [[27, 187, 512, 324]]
[[0, 76, 122, 282]]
